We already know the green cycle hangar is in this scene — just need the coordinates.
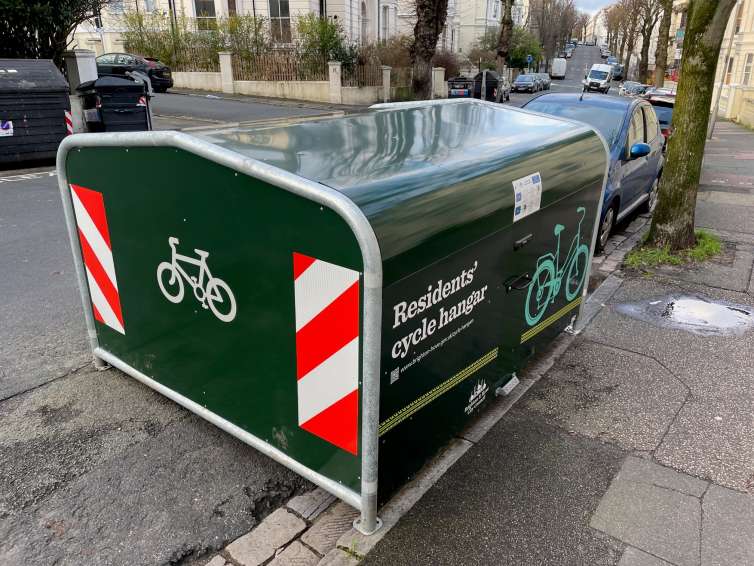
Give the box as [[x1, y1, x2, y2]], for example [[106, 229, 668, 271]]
[[57, 99, 608, 533]]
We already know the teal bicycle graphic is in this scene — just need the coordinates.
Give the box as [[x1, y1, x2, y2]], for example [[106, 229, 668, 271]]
[[525, 207, 590, 326]]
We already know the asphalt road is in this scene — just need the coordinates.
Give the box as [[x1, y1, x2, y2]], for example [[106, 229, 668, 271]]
[[508, 45, 607, 107], [0, 171, 312, 565], [149, 90, 345, 130]]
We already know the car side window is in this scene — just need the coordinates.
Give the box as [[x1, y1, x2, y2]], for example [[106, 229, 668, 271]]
[[115, 54, 133, 65], [97, 54, 116, 64], [643, 106, 659, 142], [627, 108, 645, 149]]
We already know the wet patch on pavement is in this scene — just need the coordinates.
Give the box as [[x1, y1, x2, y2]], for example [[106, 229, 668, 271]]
[[615, 294, 754, 337]]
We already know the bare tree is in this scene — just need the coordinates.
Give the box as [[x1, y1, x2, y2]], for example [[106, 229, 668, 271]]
[[648, 0, 739, 250], [637, 0, 662, 83], [410, 0, 449, 99], [496, 0, 515, 72], [653, 0, 673, 86]]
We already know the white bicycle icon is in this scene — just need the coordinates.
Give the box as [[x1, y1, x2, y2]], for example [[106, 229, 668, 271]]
[[156, 237, 237, 323]]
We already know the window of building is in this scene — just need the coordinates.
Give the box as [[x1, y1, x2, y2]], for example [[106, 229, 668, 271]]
[[144, 0, 155, 11], [228, 0, 237, 14], [269, 0, 291, 42], [724, 56, 735, 84], [195, 0, 216, 29], [679, 10, 686, 29], [493, 0, 499, 17], [380, 6, 389, 40], [734, 2, 744, 34], [320, 0, 327, 17], [744, 53, 753, 86]]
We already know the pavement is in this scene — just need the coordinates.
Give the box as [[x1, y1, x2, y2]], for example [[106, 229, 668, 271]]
[[358, 121, 754, 565]]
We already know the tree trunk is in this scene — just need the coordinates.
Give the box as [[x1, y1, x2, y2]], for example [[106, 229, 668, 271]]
[[410, 0, 449, 99], [496, 0, 514, 72], [654, 0, 673, 87], [638, 23, 652, 82], [619, 32, 628, 66], [648, 0, 738, 250]]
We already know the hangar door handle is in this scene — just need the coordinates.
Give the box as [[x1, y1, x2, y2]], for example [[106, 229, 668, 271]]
[[514, 234, 533, 250], [504, 273, 531, 293]]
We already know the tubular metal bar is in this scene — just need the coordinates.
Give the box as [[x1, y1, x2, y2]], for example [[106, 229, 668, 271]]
[[56, 143, 107, 369], [95, 347, 362, 509], [56, 130, 383, 531]]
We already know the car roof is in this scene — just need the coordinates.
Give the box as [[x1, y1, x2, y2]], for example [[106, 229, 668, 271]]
[[524, 92, 638, 111]]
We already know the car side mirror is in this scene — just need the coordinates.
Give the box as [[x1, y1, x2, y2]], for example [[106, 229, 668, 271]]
[[630, 142, 651, 159]]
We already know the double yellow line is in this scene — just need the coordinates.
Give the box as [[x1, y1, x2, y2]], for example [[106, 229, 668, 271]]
[[379, 347, 499, 437], [521, 296, 582, 344]]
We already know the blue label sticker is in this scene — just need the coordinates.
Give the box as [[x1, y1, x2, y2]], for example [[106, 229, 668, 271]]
[[516, 193, 522, 202], [515, 206, 522, 215], [532, 174, 540, 184]]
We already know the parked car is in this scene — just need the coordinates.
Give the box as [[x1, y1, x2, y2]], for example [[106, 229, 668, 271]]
[[522, 93, 664, 251], [565, 49, 573, 58], [611, 64, 625, 81], [535, 73, 552, 89], [512, 74, 538, 93], [647, 95, 675, 146], [619, 81, 649, 97], [473, 70, 511, 101], [643, 86, 677, 98], [607, 56, 618, 65], [583, 63, 614, 93], [95, 53, 173, 92]]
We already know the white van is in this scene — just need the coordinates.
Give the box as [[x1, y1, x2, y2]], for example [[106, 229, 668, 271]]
[[550, 58, 567, 79], [583, 63, 613, 93]]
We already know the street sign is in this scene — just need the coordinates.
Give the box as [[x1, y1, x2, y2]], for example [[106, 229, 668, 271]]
[[527, 54, 533, 64]]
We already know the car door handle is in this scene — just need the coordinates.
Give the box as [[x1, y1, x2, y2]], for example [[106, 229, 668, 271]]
[[504, 273, 531, 293]]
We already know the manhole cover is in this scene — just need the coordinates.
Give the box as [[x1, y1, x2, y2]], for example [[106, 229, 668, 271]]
[[616, 295, 754, 336]]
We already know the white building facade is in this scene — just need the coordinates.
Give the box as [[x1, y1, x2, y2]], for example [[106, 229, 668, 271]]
[[70, 0, 401, 53]]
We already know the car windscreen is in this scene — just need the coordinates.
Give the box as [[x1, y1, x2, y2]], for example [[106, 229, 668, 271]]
[[651, 105, 673, 125], [589, 70, 609, 80], [523, 100, 625, 146]]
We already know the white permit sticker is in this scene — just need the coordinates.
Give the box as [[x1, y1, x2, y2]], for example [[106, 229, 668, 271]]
[[0, 121, 13, 137], [512, 172, 543, 222]]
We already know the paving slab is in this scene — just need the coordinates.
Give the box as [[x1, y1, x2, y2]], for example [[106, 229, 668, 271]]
[[617, 456, 708, 497], [362, 408, 625, 566], [618, 547, 675, 566], [701, 485, 754, 566], [655, 395, 754, 492], [522, 339, 687, 451], [286, 488, 336, 522], [226, 508, 307, 566], [591, 475, 701, 566], [300, 502, 359, 556], [267, 541, 320, 566]]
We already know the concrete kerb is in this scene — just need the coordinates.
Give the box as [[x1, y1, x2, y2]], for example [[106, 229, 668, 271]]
[[200, 222, 644, 566]]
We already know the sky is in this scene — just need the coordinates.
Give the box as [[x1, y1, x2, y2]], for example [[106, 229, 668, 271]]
[[574, 0, 613, 16]]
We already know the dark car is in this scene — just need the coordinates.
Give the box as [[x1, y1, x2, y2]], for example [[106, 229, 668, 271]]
[[96, 53, 173, 92], [611, 64, 624, 81], [647, 95, 675, 146], [512, 74, 537, 93], [522, 93, 664, 251]]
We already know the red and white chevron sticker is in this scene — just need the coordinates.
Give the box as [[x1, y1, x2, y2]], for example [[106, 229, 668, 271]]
[[70, 184, 125, 334], [293, 253, 359, 455], [64, 109, 73, 135]]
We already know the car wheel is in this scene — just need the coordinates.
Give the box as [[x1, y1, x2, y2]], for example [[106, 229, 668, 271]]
[[641, 176, 660, 213], [596, 203, 617, 253]]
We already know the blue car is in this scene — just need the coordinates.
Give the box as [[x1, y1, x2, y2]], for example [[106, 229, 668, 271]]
[[522, 93, 664, 251]]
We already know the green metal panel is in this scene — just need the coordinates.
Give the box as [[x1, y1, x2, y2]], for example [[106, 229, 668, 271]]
[[65, 146, 363, 492]]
